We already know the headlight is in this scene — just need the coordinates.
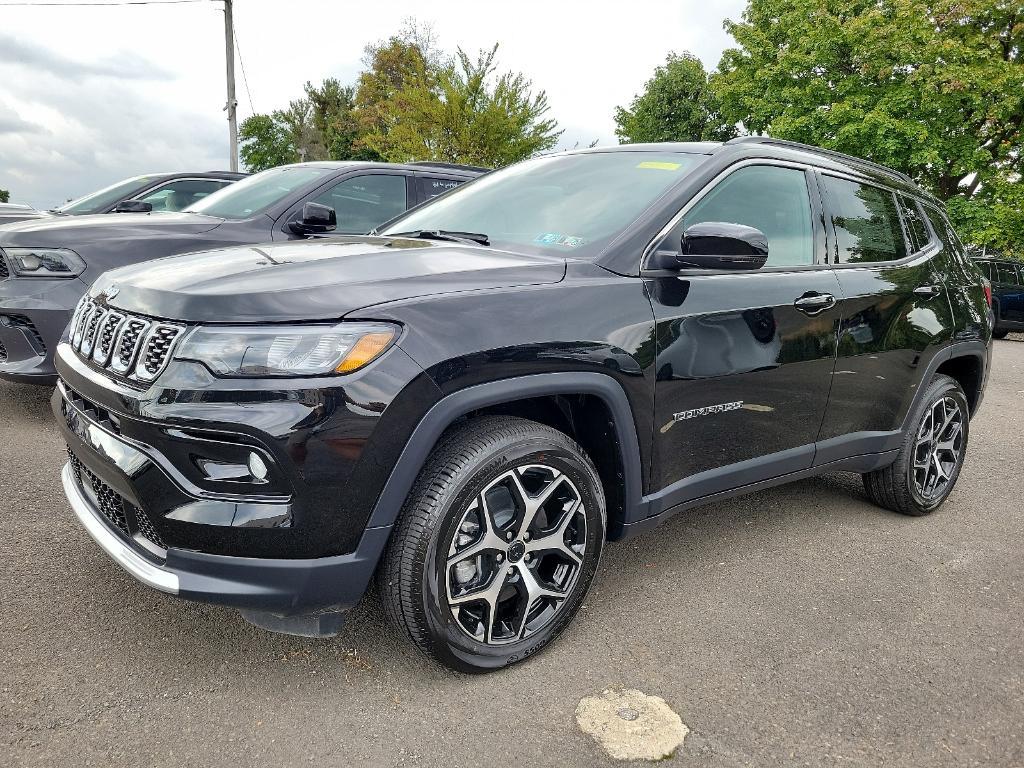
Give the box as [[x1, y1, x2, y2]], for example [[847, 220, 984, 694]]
[[4, 247, 86, 277], [174, 322, 399, 377]]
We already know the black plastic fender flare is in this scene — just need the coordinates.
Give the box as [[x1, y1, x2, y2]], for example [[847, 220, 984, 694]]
[[363, 372, 645, 531]]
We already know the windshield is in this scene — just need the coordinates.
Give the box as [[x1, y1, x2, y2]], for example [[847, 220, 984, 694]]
[[186, 165, 331, 220], [382, 151, 704, 257], [57, 175, 157, 215]]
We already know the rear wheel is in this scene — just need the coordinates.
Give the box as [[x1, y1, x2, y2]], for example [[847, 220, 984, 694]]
[[862, 374, 969, 516], [377, 416, 606, 673]]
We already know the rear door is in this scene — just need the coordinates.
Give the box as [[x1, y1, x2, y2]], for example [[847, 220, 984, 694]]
[[814, 173, 956, 458], [645, 161, 842, 510]]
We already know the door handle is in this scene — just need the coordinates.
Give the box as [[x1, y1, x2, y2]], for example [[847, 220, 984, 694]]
[[913, 285, 942, 299], [794, 292, 836, 315]]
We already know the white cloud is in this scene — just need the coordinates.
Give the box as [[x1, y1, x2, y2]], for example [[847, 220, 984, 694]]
[[0, 0, 747, 209]]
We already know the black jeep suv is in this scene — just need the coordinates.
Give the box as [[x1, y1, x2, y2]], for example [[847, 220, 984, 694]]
[[0, 161, 481, 384], [52, 139, 991, 672], [972, 256, 1023, 338]]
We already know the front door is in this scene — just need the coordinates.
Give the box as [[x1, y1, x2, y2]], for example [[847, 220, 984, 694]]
[[645, 163, 842, 514]]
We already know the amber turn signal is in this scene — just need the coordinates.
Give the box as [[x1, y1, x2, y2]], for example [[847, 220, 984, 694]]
[[335, 331, 397, 373]]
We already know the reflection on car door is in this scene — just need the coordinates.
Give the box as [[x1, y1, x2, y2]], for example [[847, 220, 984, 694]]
[[815, 175, 955, 460], [644, 163, 842, 515]]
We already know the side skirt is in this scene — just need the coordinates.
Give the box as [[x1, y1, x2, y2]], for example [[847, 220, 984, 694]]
[[620, 449, 897, 540]]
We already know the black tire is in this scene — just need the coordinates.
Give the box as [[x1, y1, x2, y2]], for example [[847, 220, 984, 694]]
[[862, 374, 969, 515], [377, 415, 606, 673], [992, 328, 1010, 340]]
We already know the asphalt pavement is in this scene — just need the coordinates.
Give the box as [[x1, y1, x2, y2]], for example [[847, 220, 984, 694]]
[[2, 338, 1022, 767]]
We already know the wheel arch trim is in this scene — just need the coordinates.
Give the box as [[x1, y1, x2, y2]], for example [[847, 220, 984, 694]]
[[364, 372, 645, 530]]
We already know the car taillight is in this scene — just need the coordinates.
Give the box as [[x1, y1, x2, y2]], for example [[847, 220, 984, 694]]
[[982, 278, 992, 307]]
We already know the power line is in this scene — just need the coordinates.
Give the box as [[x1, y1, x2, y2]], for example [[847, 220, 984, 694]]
[[0, 1, 209, 6], [233, 24, 255, 115]]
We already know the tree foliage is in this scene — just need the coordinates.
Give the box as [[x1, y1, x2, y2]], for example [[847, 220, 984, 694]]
[[713, 0, 1024, 255], [239, 21, 560, 173], [361, 44, 561, 166], [0, 189, 9, 203], [615, 53, 735, 143]]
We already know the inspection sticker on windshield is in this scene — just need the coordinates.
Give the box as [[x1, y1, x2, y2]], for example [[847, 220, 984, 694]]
[[535, 233, 585, 248], [637, 161, 682, 170]]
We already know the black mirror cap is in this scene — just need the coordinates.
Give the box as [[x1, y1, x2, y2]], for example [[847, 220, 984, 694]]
[[290, 202, 337, 235], [678, 221, 769, 270], [113, 199, 153, 214]]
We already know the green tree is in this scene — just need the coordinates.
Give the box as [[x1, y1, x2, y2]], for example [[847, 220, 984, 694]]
[[947, 179, 1024, 260], [239, 113, 297, 172], [713, 0, 1024, 250], [304, 78, 376, 160], [239, 99, 329, 172], [354, 22, 441, 158], [361, 43, 561, 166], [615, 52, 735, 143], [0, 189, 9, 203]]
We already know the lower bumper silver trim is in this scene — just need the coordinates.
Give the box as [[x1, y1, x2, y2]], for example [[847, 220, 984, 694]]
[[61, 462, 179, 594]]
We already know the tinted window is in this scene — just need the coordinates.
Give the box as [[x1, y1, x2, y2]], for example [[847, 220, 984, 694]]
[[382, 151, 705, 258], [898, 196, 931, 252], [56, 175, 158, 214], [138, 179, 232, 212], [995, 262, 1020, 285], [822, 176, 908, 263], [680, 165, 813, 267], [417, 176, 463, 203], [312, 175, 408, 234], [188, 166, 331, 220]]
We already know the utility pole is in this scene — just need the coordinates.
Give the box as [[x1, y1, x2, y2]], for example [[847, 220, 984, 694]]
[[223, 0, 238, 171]]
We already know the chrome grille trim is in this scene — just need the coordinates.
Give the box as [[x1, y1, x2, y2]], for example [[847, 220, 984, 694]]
[[134, 324, 185, 382], [110, 318, 150, 375], [79, 306, 108, 357], [71, 297, 94, 349], [68, 296, 185, 384], [92, 312, 125, 366]]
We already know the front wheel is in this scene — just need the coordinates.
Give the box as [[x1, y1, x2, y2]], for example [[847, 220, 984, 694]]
[[992, 328, 1010, 340], [862, 374, 969, 515], [377, 416, 606, 673]]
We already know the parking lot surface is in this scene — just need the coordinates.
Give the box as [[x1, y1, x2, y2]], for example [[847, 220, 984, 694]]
[[2, 338, 1022, 767]]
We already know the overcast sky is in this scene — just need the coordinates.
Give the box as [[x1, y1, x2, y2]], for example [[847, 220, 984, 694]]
[[0, 0, 747, 209]]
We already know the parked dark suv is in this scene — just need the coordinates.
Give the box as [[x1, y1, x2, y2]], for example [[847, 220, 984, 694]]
[[972, 257, 1023, 338], [52, 139, 990, 672], [0, 161, 482, 384]]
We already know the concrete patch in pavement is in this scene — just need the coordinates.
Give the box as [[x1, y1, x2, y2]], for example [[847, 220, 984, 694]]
[[576, 688, 689, 761]]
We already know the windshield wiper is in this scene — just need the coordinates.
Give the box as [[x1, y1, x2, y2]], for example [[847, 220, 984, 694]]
[[389, 229, 490, 246]]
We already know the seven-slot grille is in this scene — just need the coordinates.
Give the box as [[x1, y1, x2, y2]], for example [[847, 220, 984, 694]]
[[0, 250, 9, 280], [69, 295, 184, 383]]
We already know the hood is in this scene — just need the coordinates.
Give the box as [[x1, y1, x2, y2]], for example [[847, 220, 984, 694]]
[[92, 236, 567, 322], [0, 211, 223, 246]]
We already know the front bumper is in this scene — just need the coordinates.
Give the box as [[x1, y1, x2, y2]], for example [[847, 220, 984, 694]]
[[0, 276, 86, 383], [61, 459, 389, 617]]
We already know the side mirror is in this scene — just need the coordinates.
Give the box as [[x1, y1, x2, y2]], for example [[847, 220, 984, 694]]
[[289, 202, 337, 235], [113, 199, 153, 214], [677, 222, 768, 270]]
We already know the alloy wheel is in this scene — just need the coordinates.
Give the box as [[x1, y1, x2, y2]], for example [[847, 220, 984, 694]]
[[913, 396, 964, 502], [444, 464, 588, 645]]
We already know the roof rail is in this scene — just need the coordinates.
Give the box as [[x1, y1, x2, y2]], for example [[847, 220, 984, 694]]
[[409, 161, 490, 173], [724, 136, 916, 185]]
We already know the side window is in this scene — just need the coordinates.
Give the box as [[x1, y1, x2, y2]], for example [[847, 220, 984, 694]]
[[822, 175, 908, 263], [679, 165, 814, 267], [138, 179, 232, 212], [417, 176, 463, 203], [996, 262, 1020, 285], [310, 175, 408, 234], [898, 196, 931, 252]]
